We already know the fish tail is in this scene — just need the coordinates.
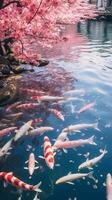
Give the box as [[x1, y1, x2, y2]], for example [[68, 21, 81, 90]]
[[88, 135, 97, 145], [94, 122, 100, 131], [100, 146, 108, 155], [34, 181, 42, 193], [88, 171, 94, 180]]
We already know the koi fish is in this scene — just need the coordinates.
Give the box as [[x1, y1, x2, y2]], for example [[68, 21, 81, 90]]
[[5, 101, 21, 112], [0, 138, 13, 158], [48, 108, 64, 121], [16, 103, 40, 109], [24, 153, 39, 178], [29, 126, 54, 136], [32, 118, 43, 125], [31, 95, 66, 102], [14, 120, 33, 142], [62, 122, 100, 133], [0, 172, 41, 192], [106, 173, 112, 200], [55, 171, 93, 185], [78, 149, 107, 170], [77, 102, 95, 114], [21, 88, 45, 95], [53, 136, 96, 151], [64, 89, 85, 96], [44, 136, 54, 169], [0, 127, 17, 138]]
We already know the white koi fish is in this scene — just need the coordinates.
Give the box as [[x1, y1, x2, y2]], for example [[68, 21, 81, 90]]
[[62, 122, 100, 133], [29, 127, 54, 136], [14, 120, 33, 142], [31, 95, 66, 102], [24, 153, 39, 178], [77, 102, 95, 114], [48, 109, 64, 121], [78, 149, 107, 170], [106, 173, 112, 200], [55, 171, 93, 185], [53, 136, 96, 151], [0, 127, 17, 138], [0, 138, 13, 158]]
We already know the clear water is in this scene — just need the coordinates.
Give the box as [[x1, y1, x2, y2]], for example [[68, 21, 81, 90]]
[[0, 20, 112, 200]]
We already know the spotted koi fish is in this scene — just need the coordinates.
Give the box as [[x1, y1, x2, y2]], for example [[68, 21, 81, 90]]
[[48, 109, 64, 121], [16, 103, 40, 109], [0, 172, 41, 192], [21, 88, 45, 95], [44, 136, 54, 170]]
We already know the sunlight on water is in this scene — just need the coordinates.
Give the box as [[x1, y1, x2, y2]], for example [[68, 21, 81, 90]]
[[0, 21, 112, 200]]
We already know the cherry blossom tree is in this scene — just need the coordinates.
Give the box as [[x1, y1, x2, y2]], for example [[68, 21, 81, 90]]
[[0, 0, 97, 64]]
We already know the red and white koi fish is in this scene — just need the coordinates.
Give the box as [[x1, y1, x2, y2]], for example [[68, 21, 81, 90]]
[[24, 153, 39, 178], [48, 109, 64, 121], [55, 171, 93, 185], [14, 120, 33, 142], [5, 101, 21, 112], [44, 136, 54, 170], [62, 122, 100, 133], [21, 88, 45, 95], [0, 138, 13, 158], [77, 102, 95, 114], [78, 149, 107, 170], [16, 103, 40, 110], [29, 126, 54, 136], [0, 127, 17, 138], [53, 136, 96, 151], [0, 172, 41, 192], [31, 95, 66, 102], [106, 173, 112, 200]]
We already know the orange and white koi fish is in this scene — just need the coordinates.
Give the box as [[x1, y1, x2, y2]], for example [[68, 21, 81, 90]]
[[5, 101, 21, 112], [48, 108, 64, 121], [21, 88, 45, 95], [78, 149, 107, 170], [53, 136, 96, 151], [16, 103, 40, 109], [62, 122, 100, 133], [106, 173, 112, 200], [24, 153, 39, 178], [55, 171, 93, 185], [77, 102, 95, 114], [14, 120, 33, 142], [31, 95, 66, 102], [0, 172, 41, 192], [44, 136, 54, 170], [0, 127, 17, 138], [29, 126, 54, 136]]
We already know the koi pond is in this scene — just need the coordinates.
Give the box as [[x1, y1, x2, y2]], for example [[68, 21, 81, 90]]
[[0, 20, 112, 200]]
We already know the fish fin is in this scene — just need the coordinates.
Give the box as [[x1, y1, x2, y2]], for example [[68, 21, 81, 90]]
[[34, 182, 42, 193], [38, 155, 44, 159], [35, 160, 38, 164], [66, 182, 74, 185], [88, 135, 97, 145], [30, 126, 34, 130], [94, 122, 100, 131], [68, 172, 72, 175], [63, 148, 68, 153], [35, 166, 39, 170], [6, 152, 11, 155], [24, 167, 28, 170], [3, 181, 8, 188], [29, 176, 32, 179], [88, 167, 93, 170], [25, 160, 28, 164], [88, 171, 94, 180]]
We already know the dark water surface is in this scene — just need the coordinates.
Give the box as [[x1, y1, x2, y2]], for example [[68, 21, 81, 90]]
[[0, 21, 112, 200]]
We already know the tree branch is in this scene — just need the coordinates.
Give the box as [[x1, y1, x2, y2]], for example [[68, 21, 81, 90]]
[[0, 1, 21, 9]]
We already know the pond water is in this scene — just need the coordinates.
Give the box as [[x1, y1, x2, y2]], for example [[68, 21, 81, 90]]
[[0, 20, 112, 200]]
